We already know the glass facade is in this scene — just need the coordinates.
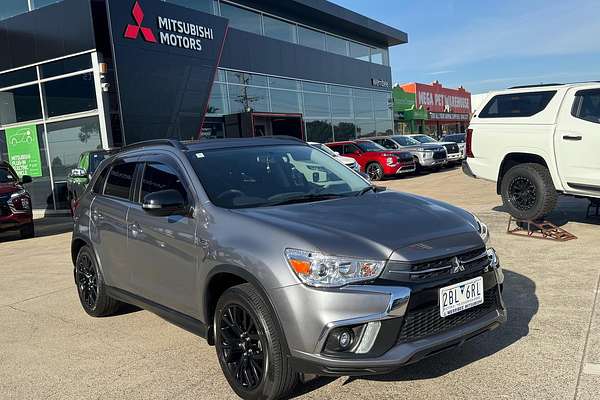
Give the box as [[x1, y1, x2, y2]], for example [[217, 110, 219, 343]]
[[0, 53, 103, 210], [208, 68, 393, 143]]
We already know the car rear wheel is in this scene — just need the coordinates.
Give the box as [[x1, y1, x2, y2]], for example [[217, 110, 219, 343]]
[[500, 163, 557, 221], [20, 222, 35, 239], [366, 162, 384, 181], [75, 245, 122, 317], [215, 283, 298, 400]]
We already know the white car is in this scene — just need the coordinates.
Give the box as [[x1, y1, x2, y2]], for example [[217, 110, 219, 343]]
[[308, 142, 361, 172], [407, 134, 463, 164], [464, 82, 600, 220]]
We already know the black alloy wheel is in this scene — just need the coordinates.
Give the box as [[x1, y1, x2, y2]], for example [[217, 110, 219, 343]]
[[218, 304, 266, 391], [76, 252, 98, 311], [366, 163, 384, 181], [508, 176, 537, 211]]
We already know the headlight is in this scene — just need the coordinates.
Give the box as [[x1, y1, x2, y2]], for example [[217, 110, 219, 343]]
[[285, 249, 385, 288], [10, 189, 27, 199], [472, 214, 489, 243]]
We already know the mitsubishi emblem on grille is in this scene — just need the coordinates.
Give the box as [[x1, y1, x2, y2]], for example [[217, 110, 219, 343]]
[[450, 257, 465, 274]]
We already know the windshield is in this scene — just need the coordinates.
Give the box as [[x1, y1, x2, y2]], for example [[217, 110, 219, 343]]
[[0, 167, 17, 184], [412, 135, 437, 144], [187, 145, 370, 209], [392, 136, 420, 146], [356, 141, 385, 152], [442, 134, 466, 143], [311, 143, 337, 157]]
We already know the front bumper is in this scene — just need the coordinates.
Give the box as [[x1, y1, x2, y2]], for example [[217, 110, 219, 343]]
[[0, 213, 33, 232], [446, 153, 463, 162], [274, 256, 506, 376], [383, 162, 416, 175], [420, 157, 447, 167]]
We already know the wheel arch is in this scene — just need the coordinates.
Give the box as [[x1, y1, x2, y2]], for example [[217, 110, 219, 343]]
[[497, 152, 559, 194]]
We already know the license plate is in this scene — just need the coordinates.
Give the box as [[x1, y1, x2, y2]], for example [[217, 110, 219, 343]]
[[439, 277, 484, 318]]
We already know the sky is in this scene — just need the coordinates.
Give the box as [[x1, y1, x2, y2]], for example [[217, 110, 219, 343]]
[[331, 0, 600, 94]]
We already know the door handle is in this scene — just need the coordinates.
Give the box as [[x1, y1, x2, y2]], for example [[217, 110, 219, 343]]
[[563, 135, 583, 141]]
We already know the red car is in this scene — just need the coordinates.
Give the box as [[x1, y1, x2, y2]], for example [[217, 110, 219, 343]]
[[0, 162, 34, 239], [326, 139, 416, 180]]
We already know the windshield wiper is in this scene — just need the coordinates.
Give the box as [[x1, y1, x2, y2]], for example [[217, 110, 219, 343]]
[[356, 185, 387, 196], [267, 193, 346, 206]]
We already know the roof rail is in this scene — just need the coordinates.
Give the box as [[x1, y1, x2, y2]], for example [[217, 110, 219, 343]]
[[509, 83, 564, 89], [120, 139, 188, 153], [254, 135, 305, 143]]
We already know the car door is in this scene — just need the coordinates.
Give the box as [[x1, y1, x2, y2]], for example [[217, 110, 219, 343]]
[[555, 88, 600, 193], [126, 155, 199, 316], [90, 158, 138, 290]]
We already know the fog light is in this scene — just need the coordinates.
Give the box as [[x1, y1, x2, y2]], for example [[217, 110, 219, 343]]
[[324, 327, 357, 352], [338, 331, 352, 349]]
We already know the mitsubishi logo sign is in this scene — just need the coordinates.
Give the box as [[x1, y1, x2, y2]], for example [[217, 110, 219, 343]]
[[450, 257, 466, 274], [124, 1, 157, 43]]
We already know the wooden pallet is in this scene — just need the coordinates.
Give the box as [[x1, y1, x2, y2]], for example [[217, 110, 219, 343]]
[[506, 217, 577, 242]]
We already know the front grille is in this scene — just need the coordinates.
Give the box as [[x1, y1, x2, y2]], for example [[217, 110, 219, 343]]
[[444, 143, 460, 154], [388, 247, 489, 283], [397, 286, 499, 344], [433, 151, 446, 160]]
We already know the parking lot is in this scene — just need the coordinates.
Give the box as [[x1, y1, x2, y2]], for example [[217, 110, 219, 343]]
[[1, 166, 599, 400]]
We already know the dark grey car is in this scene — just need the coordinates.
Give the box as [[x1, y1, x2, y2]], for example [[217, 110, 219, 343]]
[[71, 137, 506, 400]]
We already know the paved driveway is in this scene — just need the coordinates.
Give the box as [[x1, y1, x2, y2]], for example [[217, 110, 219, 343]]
[[1, 167, 599, 399]]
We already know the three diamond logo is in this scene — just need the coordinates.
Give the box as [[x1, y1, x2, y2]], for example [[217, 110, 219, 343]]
[[124, 1, 157, 43]]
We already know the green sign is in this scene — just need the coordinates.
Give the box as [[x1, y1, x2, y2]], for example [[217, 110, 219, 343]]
[[392, 87, 416, 112], [404, 106, 429, 121], [5, 124, 43, 178]]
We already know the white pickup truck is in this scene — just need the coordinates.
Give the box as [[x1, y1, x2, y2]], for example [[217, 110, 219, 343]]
[[463, 82, 600, 221]]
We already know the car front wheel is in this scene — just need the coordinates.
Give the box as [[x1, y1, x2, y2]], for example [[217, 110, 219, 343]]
[[366, 162, 384, 181], [214, 283, 298, 400]]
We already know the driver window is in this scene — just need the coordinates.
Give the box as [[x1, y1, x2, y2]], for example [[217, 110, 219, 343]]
[[140, 163, 188, 204], [344, 144, 360, 154], [384, 139, 397, 149]]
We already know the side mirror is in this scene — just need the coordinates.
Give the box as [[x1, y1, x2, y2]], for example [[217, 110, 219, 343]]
[[20, 175, 32, 184], [142, 189, 187, 216], [70, 168, 88, 179]]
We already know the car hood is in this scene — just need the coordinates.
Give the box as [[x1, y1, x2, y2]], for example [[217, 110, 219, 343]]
[[399, 144, 444, 152], [233, 191, 483, 262], [0, 182, 21, 195]]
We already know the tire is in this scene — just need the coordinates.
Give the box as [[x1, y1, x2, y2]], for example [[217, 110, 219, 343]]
[[20, 222, 35, 239], [74, 245, 121, 317], [500, 163, 558, 221], [365, 162, 384, 181], [214, 283, 298, 400]]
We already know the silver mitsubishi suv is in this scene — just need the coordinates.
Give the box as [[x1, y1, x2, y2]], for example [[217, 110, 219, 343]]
[[71, 137, 506, 400]]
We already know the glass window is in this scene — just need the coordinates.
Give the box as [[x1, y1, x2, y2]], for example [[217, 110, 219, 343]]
[[354, 96, 373, 119], [31, 0, 61, 9], [0, 85, 43, 125], [141, 163, 187, 203], [164, 0, 214, 14], [375, 119, 393, 136], [371, 48, 386, 65], [0, 0, 29, 21], [326, 35, 348, 56], [228, 85, 270, 113], [305, 119, 333, 143], [330, 86, 352, 96], [268, 77, 300, 91], [263, 15, 296, 43], [226, 71, 267, 87], [373, 92, 392, 119], [104, 162, 136, 201], [349, 42, 370, 62], [43, 73, 97, 118], [331, 96, 353, 118], [219, 3, 261, 35], [298, 26, 326, 51], [572, 89, 600, 124], [303, 93, 330, 118], [46, 117, 101, 182], [214, 69, 226, 82], [333, 120, 356, 142], [302, 82, 327, 93], [39, 54, 92, 79], [207, 83, 229, 115], [270, 89, 302, 114], [479, 91, 556, 118], [0, 67, 37, 89], [356, 120, 376, 137]]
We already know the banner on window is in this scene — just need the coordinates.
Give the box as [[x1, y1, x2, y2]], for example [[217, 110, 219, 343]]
[[5, 124, 43, 178]]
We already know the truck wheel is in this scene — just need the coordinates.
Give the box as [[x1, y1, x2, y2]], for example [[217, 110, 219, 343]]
[[501, 163, 558, 221], [214, 283, 298, 400], [366, 162, 384, 181], [75, 246, 122, 317]]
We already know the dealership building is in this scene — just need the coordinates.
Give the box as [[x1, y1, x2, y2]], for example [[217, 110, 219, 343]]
[[0, 0, 407, 210]]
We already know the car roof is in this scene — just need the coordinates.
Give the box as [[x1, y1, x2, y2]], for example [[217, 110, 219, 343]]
[[185, 137, 307, 152]]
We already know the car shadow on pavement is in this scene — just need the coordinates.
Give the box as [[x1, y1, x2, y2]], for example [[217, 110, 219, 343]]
[[0, 217, 73, 243], [289, 269, 537, 397]]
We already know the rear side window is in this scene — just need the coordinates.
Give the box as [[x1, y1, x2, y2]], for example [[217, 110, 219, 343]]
[[104, 163, 136, 200], [327, 144, 343, 154], [479, 91, 556, 118], [92, 165, 110, 194], [572, 89, 600, 124], [140, 163, 187, 203]]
